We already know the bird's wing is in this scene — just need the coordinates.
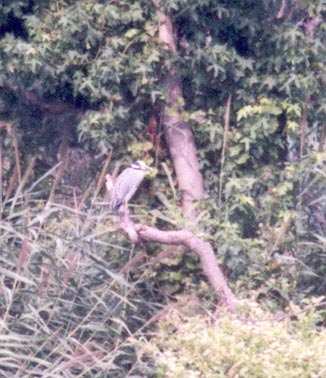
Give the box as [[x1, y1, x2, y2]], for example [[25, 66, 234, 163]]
[[109, 168, 136, 211], [109, 168, 145, 211], [109, 170, 130, 211]]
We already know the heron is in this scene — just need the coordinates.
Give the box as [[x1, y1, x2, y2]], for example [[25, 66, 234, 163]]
[[109, 160, 153, 214]]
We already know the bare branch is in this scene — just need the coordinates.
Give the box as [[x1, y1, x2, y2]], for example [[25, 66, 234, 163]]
[[219, 94, 232, 208], [276, 0, 286, 19], [134, 223, 236, 312]]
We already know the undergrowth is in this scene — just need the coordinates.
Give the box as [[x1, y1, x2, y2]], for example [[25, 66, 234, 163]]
[[0, 130, 325, 377], [144, 299, 326, 378], [0, 188, 160, 377]]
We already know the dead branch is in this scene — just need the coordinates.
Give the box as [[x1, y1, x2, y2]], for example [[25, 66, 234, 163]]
[[47, 135, 69, 204], [93, 151, 112, 202], [20, 155, 37, 192], [118, 221, 236, 312]]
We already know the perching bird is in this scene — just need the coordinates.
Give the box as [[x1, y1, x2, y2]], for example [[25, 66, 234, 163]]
[[109, 160, 153, 213]]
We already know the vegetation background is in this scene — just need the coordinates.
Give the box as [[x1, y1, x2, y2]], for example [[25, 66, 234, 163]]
[[0, 0, 325, 377]]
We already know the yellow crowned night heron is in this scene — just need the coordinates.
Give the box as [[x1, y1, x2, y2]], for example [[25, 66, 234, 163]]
[[109, 160, 153, 213]]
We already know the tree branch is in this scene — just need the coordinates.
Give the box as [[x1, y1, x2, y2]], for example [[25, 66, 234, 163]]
[[2, 84, 81, 115], [132, 223, 236, 312]]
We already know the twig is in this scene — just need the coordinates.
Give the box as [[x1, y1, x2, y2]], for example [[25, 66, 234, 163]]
[[5, 168, 18, 203], [48, 137, 69, 204], [300, 93, 309, 158], [219, 94, 231, 209], [92, 150, 112, 205], [25, 161, 62, 194], [161, 162, 177, 200], [11, 127, 22, 184], [8, 154, 37, 213], [20, 155, 37, 193], [77, 185, 92, 211]]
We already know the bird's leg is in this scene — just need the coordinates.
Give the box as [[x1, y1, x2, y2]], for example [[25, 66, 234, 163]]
[[123, 202, 130, 222], [118, 202, 130, 223]]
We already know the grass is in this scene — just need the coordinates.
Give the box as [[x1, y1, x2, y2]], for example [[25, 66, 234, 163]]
[[0, 186, 161, 377]]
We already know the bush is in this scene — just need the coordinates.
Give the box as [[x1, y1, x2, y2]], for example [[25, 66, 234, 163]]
[[146, 300, 326, 378]]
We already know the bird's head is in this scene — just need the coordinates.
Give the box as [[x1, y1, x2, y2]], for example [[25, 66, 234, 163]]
[[131, 160, 153, 172]]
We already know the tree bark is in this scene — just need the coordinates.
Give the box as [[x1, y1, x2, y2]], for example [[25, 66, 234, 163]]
[[155, 3, 205, 218]]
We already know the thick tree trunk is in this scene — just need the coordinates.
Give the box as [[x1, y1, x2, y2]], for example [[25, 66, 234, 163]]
[[155, 4, 204, 218], [108, 3, 236, 312]]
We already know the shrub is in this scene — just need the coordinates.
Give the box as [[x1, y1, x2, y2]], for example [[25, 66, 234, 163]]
[[146, 300, 326, 378]]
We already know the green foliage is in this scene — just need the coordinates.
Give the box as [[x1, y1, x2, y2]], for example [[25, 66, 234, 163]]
[[0, 3, 325, 372], [0, 0, 165, 159], [167, 0, 326, 306], [199, 118, 326, 308], [146, 300, 326, 378]]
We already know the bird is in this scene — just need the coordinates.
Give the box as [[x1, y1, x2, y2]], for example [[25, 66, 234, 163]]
[[109, 160, 153, 214]]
